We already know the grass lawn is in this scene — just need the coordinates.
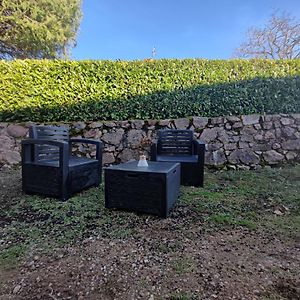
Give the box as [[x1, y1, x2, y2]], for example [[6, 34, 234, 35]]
[[0, 164, 299, 300]]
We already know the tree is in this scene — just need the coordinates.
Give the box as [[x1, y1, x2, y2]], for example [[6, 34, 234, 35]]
[[235, 11, 300, 59], [0, 0, 82, 59]]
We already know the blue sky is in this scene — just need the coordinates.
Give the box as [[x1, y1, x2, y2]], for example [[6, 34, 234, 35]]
[[72, 0, 300, 60]]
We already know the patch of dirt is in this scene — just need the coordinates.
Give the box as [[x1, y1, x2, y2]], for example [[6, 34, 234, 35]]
[[1, 227, 299, 300]]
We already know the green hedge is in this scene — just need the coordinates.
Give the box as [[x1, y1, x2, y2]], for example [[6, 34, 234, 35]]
[[0, 59, 299, 122]]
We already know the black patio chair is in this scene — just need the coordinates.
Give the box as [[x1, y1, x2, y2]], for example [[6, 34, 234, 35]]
[[21, 125, 103, 201], [151, 129, 205, 187]]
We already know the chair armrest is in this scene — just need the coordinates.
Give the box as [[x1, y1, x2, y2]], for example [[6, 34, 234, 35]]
[[21, 139, 69, 167], [69, 139, 103, 161], [150, 143, 157, 161]]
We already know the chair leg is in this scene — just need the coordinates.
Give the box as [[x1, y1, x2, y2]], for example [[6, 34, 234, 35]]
[[60, 188, 70, 201]]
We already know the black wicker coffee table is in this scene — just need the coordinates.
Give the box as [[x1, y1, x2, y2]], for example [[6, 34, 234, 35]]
[[104, 161, 180, 217]]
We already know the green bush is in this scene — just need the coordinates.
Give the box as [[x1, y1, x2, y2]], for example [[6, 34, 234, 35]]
[[0, 59, 299, 122]]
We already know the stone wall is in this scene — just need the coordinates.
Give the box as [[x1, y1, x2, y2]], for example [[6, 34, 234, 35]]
[[1, 114, 300, 170]]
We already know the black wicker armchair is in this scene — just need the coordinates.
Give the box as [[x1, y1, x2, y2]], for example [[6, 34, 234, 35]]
[[151, 129, 205, 187], [21, 125, 103, 201]]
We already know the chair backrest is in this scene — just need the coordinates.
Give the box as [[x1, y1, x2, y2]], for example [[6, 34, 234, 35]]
[[29, 125, 69, 162], [157, 129, 193, 156]]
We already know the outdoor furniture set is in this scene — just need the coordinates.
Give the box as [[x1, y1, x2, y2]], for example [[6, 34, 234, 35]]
[[22, 125, 205, 217]]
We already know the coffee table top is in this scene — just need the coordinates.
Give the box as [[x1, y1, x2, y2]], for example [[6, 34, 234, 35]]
[[104, 161, 180, 174]]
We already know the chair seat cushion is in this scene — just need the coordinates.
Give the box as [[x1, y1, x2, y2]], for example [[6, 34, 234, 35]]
[[156, 155, 198, 163], [35, 156, 99, 167]]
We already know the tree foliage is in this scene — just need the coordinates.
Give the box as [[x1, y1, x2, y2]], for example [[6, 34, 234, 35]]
[[235, 12, 300, 59], [0, 0, 82, 59]]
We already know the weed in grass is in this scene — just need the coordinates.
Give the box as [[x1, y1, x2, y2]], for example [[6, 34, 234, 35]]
[[210, 213, 236, 226], [0, 244, 28, 268], [109, 227, 133, 239], [169, 292, 198, 300], [172, 257, 195, 274]]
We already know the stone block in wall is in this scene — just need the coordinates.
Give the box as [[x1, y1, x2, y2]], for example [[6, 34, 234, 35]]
[[277, 149, 288, 155], [227, 134, 240, 142], [228, 149, 259, 165], [101, 128, 124, 146], [238, 141, 250, 149], [103, 122, 116, 128], [131, 120, 144, 130], [7, 125, 28, 138], [272, 143, 281, 150], [225, 123, 231, 130], [118, 148, 141, 162], [0, 150, 21, 166], [102, 152, 115, 165], [126, 130, 145, 148], [241, 125, 257, 135], [116, 121, 131, 129], [251, 143, 272, 151], [89, 122, 103, 129], [0, 123, 8, 129], [116, 144, 124, 152], [291, 114, 300, 125], [73, 122, 86, 131], [264, 130, 276, 140], [263, 150, 285, 165], [206, 142, 223, 151], [226, 116, 241, 123], [146, 120, 157, 127], [262, 122, 273, 130], [281, 117, 294, 126], [200, 128, 218, 143], [0, 136, 14, 150], [275, 128, 282, 139], [286, 151, 298, 160], [281, 127, 296, 138], [158, 119, 171, 127], [224, 143, 237, 150], [217, 129, 230, 143], [104, 145, 115, 152], [262, 115, 281, 122], [273, 120, 282, 128], [210, 116, 224, 125], [84, 128, 102, 139], [205, 149, 226, 166], [90, 151, 96, 158], [174, 118, 190, 129], [282, 140, 300, 151], [232, 122, 243, 129], [192, 117, 208, 130], [254, 134, 264, 142], [241, 114, 260, 126]]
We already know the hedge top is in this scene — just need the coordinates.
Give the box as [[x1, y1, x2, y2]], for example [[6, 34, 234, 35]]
[[0, 59, 299, 122]]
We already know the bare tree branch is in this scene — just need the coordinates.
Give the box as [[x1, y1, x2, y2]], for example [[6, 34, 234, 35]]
[[234, 11, 300, 59]]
